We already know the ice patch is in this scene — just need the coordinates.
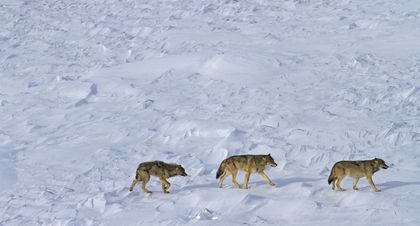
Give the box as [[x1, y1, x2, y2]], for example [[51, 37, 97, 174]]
[[200, 52, 279, 87], [55, 80, 97, 101], [192, 208, 218, 221], [163, 119, 235, 139]]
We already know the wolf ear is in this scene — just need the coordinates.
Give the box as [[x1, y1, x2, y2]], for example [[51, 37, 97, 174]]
[[268, 153, 271, 157]]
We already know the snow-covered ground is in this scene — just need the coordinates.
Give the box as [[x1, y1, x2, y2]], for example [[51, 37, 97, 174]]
[[1, 0, 420, 225]]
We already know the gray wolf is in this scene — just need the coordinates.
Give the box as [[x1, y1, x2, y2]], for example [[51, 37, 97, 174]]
[[328, 158, 389, 192], [129, 161, 188, 193], [216, 154, 278, 189]]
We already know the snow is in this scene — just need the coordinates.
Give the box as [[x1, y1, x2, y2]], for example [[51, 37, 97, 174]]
[[1, 0, 420, 225]]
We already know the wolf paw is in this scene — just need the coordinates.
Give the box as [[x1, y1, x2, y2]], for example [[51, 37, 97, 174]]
[[269, 183, 276, 186], [374, 189, 381, 192]]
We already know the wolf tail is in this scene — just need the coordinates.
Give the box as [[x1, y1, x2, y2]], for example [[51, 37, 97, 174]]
[[216, 160, 226, 179], [328, 166, 335, 184], [135, 170, 142, 181]]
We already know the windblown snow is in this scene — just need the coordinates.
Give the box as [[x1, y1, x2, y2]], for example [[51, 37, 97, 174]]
[[1, 0, 420, 225]]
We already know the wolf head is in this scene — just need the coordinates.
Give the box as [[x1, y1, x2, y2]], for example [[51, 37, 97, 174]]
[[374, 158, 389, 169], [265, 153, 278, 167], [176, 165, 188, 176]]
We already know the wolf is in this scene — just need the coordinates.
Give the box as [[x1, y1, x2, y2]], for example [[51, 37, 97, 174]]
[[328, 158, 389, 192], [129, 161, 188, 194], [216, 154, 278, 189]]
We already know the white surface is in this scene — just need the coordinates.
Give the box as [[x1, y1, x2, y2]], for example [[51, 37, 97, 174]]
[[1, 0, 420, 225]]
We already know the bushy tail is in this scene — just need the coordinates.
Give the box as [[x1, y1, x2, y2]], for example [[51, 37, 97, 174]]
[[328, 167, 335, 185], [136, 170, 140, 181], [135, 168, 143, 181], [216, 160, 226, 179]]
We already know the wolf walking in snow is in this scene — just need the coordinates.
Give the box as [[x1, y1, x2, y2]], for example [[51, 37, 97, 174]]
[[328, 158, 389, 192], [129, 161, 188, 194], [216, 154, 278, 189]]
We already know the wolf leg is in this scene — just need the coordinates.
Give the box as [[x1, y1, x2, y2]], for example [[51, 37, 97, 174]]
[[160, 177, 171, 193], [366, 175, 380, 192], [244, 171, 251, 189], [230, 169, 242, 189], [336, 177, 346, 191], [141, 174, 152, 194], [219, 171, 229, 188], [258, 172, 275, 186], [352, 177, 360, 190]]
